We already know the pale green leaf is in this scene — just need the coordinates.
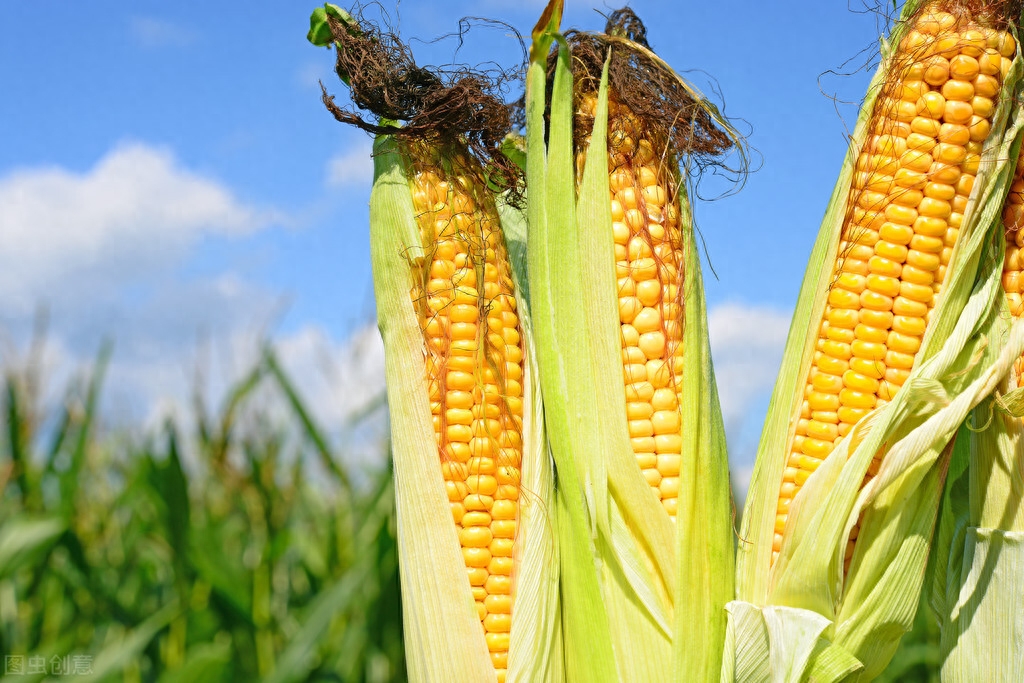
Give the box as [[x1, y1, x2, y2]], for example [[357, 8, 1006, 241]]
[[0, 516, 64, 580], [940, 529, 1024, 682]]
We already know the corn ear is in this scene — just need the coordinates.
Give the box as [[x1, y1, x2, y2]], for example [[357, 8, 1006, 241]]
[[934, 88, 1024, 682], [527, 2, 734, 680], [731, 2, 1024, 680], [368, 131, 560, 683]]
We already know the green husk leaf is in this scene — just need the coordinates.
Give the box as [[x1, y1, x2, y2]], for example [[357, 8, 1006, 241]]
[[764, 606, 832, 681], [804, 641, 863, 683], [723, 601, 861, 683], [940, 529, 1024, 681], [526, 4, 618, 681], [499, 191, 564, 683], [937, 42, 1024, 677], [723, 601, 770, 683], [995, 385, 1024, 417], [674, 187, 735, 681], [929, 423, 971, 628], [828, 445, 949, 681], [970, 397, 1024, 534]]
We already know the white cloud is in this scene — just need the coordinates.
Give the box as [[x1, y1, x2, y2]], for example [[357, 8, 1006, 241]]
[[0, 141, 291, 436], [708, 302, 791, 468], [128, 321, 389, 472], [0, 142, 280, 315], [130, 17, 197, 48], [325, 141, 374, 188], [274, 323, 385, 426], [708, 303, 790, 425]]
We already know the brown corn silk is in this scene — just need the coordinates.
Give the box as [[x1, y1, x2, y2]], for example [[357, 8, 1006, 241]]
[[406, 139, 523, 682], [1003, 146, 1024, 386], [773, 1, 1017, 564], [575, 92, 686, 516]]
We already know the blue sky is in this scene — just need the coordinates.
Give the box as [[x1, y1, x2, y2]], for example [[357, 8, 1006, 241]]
[[0, 1, 888, 478]]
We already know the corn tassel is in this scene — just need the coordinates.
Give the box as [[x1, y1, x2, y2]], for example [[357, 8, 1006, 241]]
[[731, 2, 1024, 680]]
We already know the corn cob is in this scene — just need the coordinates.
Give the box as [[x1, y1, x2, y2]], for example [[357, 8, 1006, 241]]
[[406, 142, 523, 682], [576, 94, 685, 516], [773, 4, 1016, 562]]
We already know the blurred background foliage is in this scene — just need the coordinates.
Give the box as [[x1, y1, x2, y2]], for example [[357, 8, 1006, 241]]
[[0, 334, 939, 681], [0, 334, 403, 682]]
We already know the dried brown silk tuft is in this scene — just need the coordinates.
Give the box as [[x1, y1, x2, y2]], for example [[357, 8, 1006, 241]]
[[318, 9, 524, 200], [564, 9, 734, 167]]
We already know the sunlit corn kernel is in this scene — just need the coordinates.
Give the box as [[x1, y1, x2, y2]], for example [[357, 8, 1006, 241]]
[[486, 632, 510, 652], [943, 100, 973, 124], [940, 78, 974, 102], [922, 55, 950, 85]]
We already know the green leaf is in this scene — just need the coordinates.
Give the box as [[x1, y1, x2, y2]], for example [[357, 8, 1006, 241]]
[[74, 602, 178, 682], [263, 563, 371, 683], [940, 529, 1024, 682], [306, 4, 352, 48], [156, 426, 191, 569], [157, 642, 232, 683], [60, 341, 111, 521], [190, 527, 253, 623], [266, 349, 351, 496], [0, 516, 64, 580]]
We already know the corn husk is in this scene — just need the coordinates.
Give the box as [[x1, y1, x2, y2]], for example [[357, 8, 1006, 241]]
[[526, 2, 735, 680], [936, 394, 1024, 681], [730, 2, 1024, 680], [367, 132, 561, 682]]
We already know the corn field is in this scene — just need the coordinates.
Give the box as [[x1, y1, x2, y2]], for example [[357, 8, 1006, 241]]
[[0, 343, 405, 682]]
